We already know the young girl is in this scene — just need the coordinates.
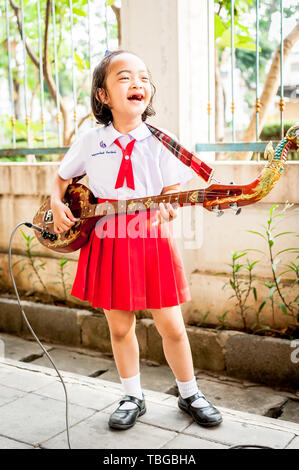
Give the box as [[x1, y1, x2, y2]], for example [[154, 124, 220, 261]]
[[50, 49, 222, 430]]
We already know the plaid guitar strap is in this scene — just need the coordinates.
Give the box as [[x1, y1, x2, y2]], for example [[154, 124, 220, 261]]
[[72, 124, 215, 184], [146, 123, 215, 183]]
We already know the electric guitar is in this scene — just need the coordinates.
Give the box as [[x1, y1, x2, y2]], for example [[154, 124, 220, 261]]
[[32, 123, 298, 253]]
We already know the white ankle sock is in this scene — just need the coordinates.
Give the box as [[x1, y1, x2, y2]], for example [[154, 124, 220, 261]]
[[119, 373, 143, 410], [176, 377, 209, 408]]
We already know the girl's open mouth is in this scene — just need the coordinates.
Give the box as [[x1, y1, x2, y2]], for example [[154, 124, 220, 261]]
[[128, 94, 144, 102]]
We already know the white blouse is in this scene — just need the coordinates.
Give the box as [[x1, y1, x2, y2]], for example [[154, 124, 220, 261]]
[[58, 121, 194, 199]]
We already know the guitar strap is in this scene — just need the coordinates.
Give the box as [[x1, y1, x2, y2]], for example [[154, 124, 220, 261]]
[[71, 124, 215, 184]]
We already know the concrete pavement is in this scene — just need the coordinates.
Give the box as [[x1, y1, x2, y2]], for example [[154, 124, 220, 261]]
[[0, 333, 298, 449]]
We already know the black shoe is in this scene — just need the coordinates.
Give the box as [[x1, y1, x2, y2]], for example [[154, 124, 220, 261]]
[[178, 392, 222, 427], [108, 394, 146, 430]]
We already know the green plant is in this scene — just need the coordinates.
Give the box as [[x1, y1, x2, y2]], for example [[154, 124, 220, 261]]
[[223, 250, 260, 331], [247, 203, 299, 330], [193, 310, 210, 327], [215, 311, 230, 330], [12, 231, 51, 298], [49, 258, 72, 300]]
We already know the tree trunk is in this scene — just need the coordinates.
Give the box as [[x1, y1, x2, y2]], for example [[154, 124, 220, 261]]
[[111, 5, 121, 46], [239, 22, 299, 161]]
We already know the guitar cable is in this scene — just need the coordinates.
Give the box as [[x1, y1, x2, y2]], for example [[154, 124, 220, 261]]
[[8, 222, 72, 450], [7, 222, 276, 451]]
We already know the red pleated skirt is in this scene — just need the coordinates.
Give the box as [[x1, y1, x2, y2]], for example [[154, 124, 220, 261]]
[[71, 197, 191, 311]]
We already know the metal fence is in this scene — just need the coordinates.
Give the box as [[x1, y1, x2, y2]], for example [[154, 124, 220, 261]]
[[0, 0, 295, 160]]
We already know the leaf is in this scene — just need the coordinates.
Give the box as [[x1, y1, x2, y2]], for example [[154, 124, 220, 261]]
[[233, 252, 247, 261], [281, 303, 288, 315], [270, 204, 279, 216], [277, 248, 299, 255], [215, 15, 226, 40], [247, 230, 266, 240], [230, 279, 236, 290], [252, 287, 257, 301], [269, 286, 276, 300], [258, 301, 266, 313], [274, 232, 295, 239]]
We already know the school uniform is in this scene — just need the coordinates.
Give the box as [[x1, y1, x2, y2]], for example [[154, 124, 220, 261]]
[[58, 121, 194, 311]]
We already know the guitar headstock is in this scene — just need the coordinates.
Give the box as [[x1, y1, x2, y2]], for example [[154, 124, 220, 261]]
[[202, 182, 244, 216]]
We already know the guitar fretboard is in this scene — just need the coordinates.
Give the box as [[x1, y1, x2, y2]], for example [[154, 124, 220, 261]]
[[82, 189, 205, 218]]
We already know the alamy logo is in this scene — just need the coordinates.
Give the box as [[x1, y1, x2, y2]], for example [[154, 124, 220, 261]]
[[290, 340, 299, 364], [99, 140, 106, 148]]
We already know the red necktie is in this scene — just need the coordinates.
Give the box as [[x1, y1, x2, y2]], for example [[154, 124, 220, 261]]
[[114, 137, 136, 190]]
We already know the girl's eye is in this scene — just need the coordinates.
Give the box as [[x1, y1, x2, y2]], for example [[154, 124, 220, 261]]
[[120, 77, 129, 80]]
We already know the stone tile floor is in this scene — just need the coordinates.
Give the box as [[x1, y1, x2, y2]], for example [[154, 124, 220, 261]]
[[0, 332, 298, 449]]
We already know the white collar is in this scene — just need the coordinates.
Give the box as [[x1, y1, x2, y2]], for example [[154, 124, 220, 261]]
[[102, 122, 152, 148]]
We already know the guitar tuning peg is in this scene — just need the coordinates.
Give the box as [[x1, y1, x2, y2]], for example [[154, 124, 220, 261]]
[[211, 205, 224, 217], [229, 202, 242, 215]]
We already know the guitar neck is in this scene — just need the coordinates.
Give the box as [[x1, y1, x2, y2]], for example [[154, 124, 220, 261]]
[[83, 189, 205, 218]]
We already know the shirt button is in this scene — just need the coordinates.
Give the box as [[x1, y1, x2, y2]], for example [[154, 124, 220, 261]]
[[125, 155, 129, 160]]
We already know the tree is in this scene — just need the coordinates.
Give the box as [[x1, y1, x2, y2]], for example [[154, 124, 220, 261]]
[[1, 0, 118, 150], [239, 21, 299, 160]]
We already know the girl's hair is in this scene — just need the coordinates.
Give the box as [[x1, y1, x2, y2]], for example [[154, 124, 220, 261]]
[[91, 49, 156, 126]]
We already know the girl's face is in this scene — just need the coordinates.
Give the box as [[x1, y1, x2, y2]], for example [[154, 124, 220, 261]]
[[98, 53, 152, 122]]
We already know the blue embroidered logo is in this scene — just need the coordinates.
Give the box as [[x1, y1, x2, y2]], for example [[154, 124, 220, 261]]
[[99, 140, 106, 148]]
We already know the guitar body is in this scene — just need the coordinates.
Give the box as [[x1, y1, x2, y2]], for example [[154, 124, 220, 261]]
[[33, 184, 100, 253]]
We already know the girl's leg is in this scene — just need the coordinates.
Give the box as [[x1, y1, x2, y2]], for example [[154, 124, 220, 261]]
[[149, 305, 211, 408], [103, 308, 139, 378], [149, 305, 194, 382], [103, 308, 143, 411]]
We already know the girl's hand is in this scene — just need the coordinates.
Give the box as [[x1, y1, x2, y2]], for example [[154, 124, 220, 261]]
[[153, 202, 179, 226], [51, 199, 79, 234]]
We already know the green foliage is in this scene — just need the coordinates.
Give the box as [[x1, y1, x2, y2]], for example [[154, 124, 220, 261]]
[[246, 203, 299, 330], [48, 258, 73, 300], [12, 230, 51, 298], [193, 310, 210, 327], [0, 0, 118, 152], [222, 203, 299, 336], [260, 121, 297, 141], [222, 249, 259, 331], [214, 0, 299, 114]]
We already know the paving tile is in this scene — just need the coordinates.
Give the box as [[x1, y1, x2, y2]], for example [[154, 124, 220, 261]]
[[195, 378, 287, 416], [41, 412, 177, 449], [0, 435, 35, 449], [285, 436, 299, 449], [35, 379, 121, 411], [0, 392, 95, 446], [162, 433, 229, 449], [0, 384, 27, 407], [30, 348, 115, 376], [99, 362, 176, 393], [182, 417, 294, 449], [102, 400, 193, 432], [0, 361, 57, 392], [0, 332, 53, 361]]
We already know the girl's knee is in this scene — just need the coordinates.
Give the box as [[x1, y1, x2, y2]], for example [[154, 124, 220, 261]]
[[162, 327, 187, 342], [103, 309, 136, 339]]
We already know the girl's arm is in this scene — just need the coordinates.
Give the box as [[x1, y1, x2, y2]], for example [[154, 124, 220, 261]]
[[50, 173, 79, 234]]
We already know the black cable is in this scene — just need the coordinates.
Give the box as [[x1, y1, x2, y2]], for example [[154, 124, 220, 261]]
[[228, 444, 274, 449], [8, 222, 71, 450]]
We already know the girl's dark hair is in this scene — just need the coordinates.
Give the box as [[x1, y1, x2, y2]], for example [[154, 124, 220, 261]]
[[91, 49, 156, 126]]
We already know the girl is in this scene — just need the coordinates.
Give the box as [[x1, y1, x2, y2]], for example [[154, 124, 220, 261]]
[[50, 49, 222, 430]]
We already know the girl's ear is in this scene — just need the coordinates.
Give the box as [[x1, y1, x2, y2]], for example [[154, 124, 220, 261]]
[[97, 88, 108, 105]]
